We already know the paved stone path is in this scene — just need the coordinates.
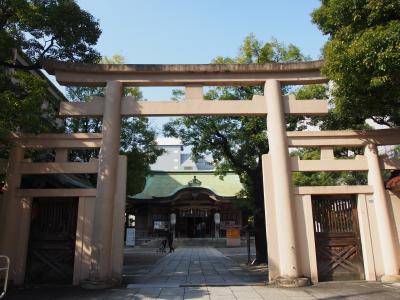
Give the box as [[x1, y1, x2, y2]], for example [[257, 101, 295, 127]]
[[6, 247, 400, 299], [125, 247, 267, 287]]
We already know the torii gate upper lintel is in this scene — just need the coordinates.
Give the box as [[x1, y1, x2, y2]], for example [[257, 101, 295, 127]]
[[41, 58, 327, 87]]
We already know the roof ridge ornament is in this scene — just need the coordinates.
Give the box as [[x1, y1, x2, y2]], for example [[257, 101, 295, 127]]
[[188, 176, 202, 187]]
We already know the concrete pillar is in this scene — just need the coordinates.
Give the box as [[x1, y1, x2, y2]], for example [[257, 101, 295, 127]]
[[90, 81, 123, 282], [111, 155, 128, 280], [0, 146, 23, 279], [365, 144, 400, 278], [13, 197, 32, 285], [265, 80, 299, 278], [320, 147, 334, 160], [55, 149, 69, 162], [185, 85, 203, 100]]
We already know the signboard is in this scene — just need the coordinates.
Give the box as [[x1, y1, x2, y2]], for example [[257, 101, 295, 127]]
[[153, 221, 169, 230], [227, 228, 240, 238], [221, 221, 237, 229], [126, 228, 135, 246], [226, 228, 241, 247]]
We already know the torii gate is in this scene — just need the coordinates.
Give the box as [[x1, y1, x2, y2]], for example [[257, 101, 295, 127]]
[[42, 59, 328, 284], [1, 60, 399, 286], [43, 59, 400, 285]]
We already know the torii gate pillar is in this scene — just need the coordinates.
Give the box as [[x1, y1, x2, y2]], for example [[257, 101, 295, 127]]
[[365, 144, 400, 281], [89, 81, 123, 284], [265, 80, 306, 285]]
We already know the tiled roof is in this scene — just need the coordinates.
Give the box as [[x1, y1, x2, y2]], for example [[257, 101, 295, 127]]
[[129, 171, 243, 199]]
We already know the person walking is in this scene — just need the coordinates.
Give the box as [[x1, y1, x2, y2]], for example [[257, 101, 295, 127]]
[[167, 230, 175, 253]]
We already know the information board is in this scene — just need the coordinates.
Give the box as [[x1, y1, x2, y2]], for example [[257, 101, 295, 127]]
[[226, 228, 241, 247], [126, 228, 135, 246]]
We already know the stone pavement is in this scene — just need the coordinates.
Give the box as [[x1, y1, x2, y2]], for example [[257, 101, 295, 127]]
[[5, 247, 400, 299], [124, 247, 267, 287]]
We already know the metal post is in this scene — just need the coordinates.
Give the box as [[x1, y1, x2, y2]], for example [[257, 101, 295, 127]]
[[0, 256, 10, 299], [246, 231, 251, 264]]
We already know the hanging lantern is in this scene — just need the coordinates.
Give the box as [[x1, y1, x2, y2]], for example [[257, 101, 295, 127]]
[[170, 213, 176, 225], [214, 213, 220, 224]]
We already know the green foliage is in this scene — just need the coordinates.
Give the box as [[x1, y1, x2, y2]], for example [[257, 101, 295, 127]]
[[0, 69, 61, 142], [312, 0, 400, 127], [296, 84, 328, 100], [66, 55, 163, 195], [0, 0, 101, 67], [0, 0, 101, 142], [292, 84, 368, 186], [296, 83, 373, 130], [291, 148, 367, 186]]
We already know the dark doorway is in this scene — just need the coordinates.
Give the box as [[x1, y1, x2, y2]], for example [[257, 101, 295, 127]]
[[176, 211, 213, 238], [25, 197, 78, 284], [312, 195, 365, 281]]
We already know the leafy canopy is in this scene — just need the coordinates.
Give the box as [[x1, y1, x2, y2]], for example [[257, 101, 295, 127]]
[[1, 0, 101, 68], [312, 0, 400, 127], [0, 0, 101, 142]]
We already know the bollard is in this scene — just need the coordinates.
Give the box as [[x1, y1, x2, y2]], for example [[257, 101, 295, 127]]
[[246, 231, 251, 264], [0, 256, 10, 299]]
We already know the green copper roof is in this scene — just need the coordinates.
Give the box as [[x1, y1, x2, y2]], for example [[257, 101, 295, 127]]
[[130, 171, 243, 199]]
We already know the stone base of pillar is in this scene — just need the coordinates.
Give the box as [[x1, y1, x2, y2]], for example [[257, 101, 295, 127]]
[[381, 275, 400, 283], [80, 278, 118, 290], [274, 276, 310, 288]]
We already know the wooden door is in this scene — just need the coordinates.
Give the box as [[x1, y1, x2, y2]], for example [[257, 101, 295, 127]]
[[25, 197, 78, 284], [312, 195, 365, 281]]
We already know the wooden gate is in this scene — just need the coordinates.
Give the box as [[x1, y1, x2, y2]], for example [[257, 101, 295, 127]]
[[25, 198, 78, 284], [312, 195, 365, 281]]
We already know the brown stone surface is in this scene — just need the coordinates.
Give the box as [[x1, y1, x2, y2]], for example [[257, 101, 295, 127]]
[[387, 176, 400, 189], [41, 59, 324, 75]]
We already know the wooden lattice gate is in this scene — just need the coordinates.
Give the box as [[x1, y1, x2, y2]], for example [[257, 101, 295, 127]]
[[25, 198, 78, 284], [312, 195, 365, 281]]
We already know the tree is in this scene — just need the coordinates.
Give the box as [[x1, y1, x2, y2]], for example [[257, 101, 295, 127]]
[[0, 0, 101, 142], [66, 55, 163, 196], [1, 0, 101, 69], [312, 0, 400, 127], [0, 69, 61, 142], [164, 35, 307, 263]]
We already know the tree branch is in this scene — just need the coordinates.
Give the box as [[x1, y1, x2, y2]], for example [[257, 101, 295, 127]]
[[39, 37, 56, 59], [1, 61, 42, 70], [212, 126, 253, 175], [1, 36, 57, 71]]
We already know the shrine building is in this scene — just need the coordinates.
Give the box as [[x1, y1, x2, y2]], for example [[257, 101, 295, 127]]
[[128, 138, 246, 242]]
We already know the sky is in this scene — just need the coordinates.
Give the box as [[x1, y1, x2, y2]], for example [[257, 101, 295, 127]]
[[64, 0, 328, 134], [76, 0, 326, 64]]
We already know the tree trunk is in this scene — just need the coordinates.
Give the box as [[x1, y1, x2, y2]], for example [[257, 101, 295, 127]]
[[252, 171, 268, 264], [254, 208, 267, 263]]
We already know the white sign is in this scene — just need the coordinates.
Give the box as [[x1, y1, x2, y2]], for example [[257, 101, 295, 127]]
[[214, 213, 220, 224], [170, 213, 176, 225], [126, 228, 135, 246]]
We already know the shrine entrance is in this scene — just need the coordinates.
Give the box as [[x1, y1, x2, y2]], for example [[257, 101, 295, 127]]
[[176, 209, 214, 238], [312, 195, 365, 281], [1, 59, 399, 286]]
